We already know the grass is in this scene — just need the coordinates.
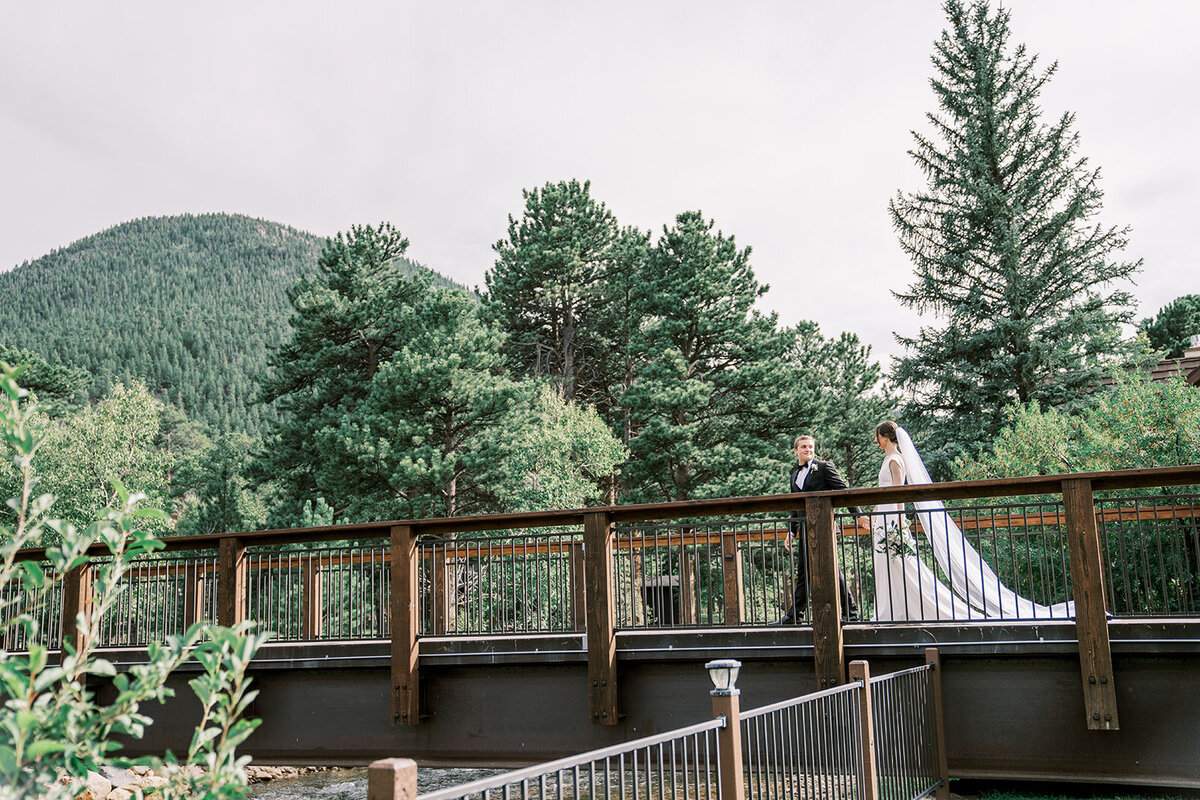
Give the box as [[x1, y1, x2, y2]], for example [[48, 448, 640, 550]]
[[951, 780, 1200, 800]]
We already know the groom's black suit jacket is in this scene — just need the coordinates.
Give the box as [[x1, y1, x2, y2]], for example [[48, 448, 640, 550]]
[[787, 459, 863, 535], [785, 458, 862, 617]]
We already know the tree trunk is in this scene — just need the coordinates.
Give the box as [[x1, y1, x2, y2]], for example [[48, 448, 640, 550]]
[[563, 301, 576, 401], [444, 410, 457, 518]]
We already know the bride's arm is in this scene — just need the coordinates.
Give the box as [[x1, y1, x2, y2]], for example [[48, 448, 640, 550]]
[[888, 458, 904, 488]]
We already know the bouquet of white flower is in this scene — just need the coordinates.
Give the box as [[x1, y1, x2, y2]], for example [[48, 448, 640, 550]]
[[876, 517, 917, 558]]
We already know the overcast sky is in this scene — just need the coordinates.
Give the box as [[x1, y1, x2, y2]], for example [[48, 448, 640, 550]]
[[2, 1, 1197, 367]]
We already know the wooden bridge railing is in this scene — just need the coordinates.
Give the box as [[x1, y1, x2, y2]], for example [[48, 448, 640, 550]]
[[12, 464, 1200, 734]]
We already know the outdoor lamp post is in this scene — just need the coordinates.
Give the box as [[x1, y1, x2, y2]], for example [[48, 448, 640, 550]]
[[705, 659, 745, 800], [705, 659, 741, 695]]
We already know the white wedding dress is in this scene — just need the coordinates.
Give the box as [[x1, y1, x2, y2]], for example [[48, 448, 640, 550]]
[[872, 452, 982, 621], [872, 428, 1075, 622]]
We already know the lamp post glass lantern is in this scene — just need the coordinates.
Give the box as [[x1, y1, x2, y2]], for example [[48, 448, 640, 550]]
[[705, 659, 741, 695]]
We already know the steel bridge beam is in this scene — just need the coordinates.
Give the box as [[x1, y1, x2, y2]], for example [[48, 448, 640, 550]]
[[106, 622, 1200, 788]]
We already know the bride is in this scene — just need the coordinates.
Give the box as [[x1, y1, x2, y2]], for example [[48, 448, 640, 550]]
[[870, 421, 1074, 622]]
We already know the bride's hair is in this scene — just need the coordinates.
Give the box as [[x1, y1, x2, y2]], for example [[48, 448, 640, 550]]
[[875, 421, 900, 447]]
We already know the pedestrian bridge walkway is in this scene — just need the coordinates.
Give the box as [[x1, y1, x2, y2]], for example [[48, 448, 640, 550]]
[[8, 465, 1200, 787]]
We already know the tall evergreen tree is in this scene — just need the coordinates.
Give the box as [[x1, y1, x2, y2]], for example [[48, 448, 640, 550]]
[[258, 223, 427, 520], [889, 0, 1140, 477], [259, 223, 585, 523], [485, 179, 620, 406], [593, 225, 652, 447], [323, 288, 525, 520], [622, 211, 791, 502]]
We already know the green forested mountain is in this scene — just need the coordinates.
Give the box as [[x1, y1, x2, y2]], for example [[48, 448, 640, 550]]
[[0, 213, 465, 435]]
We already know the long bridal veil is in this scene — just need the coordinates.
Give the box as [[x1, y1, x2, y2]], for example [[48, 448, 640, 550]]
[[894, 426, 1075, 620]]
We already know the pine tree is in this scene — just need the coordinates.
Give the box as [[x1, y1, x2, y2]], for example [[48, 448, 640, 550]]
[[1140, 295, 1200, 359], [259, 224, 534, 522], [889, 0, 1140, 476], [175, 433, 266, 536], [593, 226, 652, 443], [485, 179, 620, 406], [622, 211, 791, 502], [324, 288, 526, 520], [258, 223, 426, 519]]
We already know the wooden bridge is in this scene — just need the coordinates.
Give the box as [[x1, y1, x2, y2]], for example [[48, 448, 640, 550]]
[[15, 466, 1200, 788]]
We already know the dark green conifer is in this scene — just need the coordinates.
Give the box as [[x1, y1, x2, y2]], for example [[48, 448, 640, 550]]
[[1140, 295, 1200, 359], [486, 179, 620, 407], [622, 211, 791, 502], [889, 0, 1140, 476], [259, 223, 525, 522]]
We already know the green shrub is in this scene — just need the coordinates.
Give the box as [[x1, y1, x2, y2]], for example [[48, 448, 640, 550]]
[[0, 362, 267, 800]]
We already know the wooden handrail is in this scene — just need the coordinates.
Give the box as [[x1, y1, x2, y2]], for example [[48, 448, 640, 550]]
[[13, 464, 1200, 561], [11, 498, 1196, 584]]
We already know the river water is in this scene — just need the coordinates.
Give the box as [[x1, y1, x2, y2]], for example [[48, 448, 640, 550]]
[[247, 766, 506, 800]]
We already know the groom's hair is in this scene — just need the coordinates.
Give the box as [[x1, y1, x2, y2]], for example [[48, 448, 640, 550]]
[[793, 434, 815, 449]]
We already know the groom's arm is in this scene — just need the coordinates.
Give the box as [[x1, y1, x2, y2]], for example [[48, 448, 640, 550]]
[[821, 462, 869, 525], [786, 472, 801, 549]]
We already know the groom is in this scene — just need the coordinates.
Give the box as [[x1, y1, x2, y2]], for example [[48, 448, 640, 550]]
[[777, 434, 867, 624]]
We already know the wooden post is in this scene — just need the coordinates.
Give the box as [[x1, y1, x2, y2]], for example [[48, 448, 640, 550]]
[[570, 541, 587, 632], [302, 555, 323, 641], [1062, 478, 1119, 730], [721, 531, 745, 624], [217, 537, 247, 627], [925, 648, 951, 800], [807, 496, 844, 687], [711, 685, 746, 800], [59, 563, 93, 659], [183, 562, 206, 629], [678, 546, 696, 625], [390, 524, 420, 725], [848, 661, 879, 800], [584, 510, 619, 725], [367, 757, 418, 800]]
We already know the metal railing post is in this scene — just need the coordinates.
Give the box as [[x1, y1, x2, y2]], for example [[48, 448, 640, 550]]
[[1062, 478, 1120, 730], [707, 660, 745, 800], [848, 660, 879, 800], [390, 524, 420, 725], [584, 510, 619, 724], [807, 496, 845, 687], [925, 648, 950, 800], [367, 757, 417, 800]]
